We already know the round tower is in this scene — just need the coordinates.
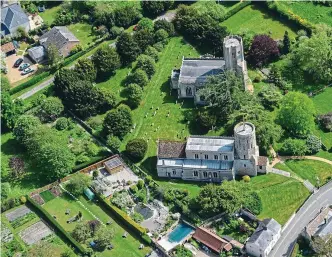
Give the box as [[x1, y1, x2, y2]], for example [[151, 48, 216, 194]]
[[234, 122, 258, 160], [223, 35, 244, 72]]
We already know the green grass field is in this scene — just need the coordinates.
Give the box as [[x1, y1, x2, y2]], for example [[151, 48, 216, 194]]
[[249, 174, 310, 224], [40, 190, 56, 202], [312, 87, 332, 115], [221, 5, 298, 39], [39, 5, 61, 25], [275, 1, 332, 26], [284, 159, 332, 186], [68, 23, 96, 48]]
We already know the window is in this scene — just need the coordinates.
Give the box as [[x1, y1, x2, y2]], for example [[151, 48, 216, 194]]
[[244, 164, 246, 168], [205, 155, 209, 160], [213, 172, 218, 178], [172, 169, 176, 175], [214, 155, 218, 160], [224, 155, 228, 160], [186, 87, 192, 96], [259, 166, 262, 169], [244, 155, 246, 159], [167, 172, 171, 177], [193, 171, 198, 177], [195, 154, 199, 159], [203, 172, 208, 178]]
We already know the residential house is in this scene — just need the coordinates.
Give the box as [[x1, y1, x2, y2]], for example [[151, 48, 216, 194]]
[[1, 3, 30, 37], [245, 218, 281, 257]]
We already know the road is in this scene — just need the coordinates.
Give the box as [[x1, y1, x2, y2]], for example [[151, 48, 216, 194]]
[[269, 180, 332, 257]]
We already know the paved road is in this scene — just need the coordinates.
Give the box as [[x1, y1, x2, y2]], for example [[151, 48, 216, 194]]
[[269, 180, 332, 257]]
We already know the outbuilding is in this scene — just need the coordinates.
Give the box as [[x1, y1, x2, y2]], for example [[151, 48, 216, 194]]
[[1, 42, 16, 56], [27, 46, 46, 63]]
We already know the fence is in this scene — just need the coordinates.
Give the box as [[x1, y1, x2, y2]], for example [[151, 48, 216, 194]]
[[271, 168, 291, 177]]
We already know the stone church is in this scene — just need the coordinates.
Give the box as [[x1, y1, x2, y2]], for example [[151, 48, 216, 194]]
[[170, 35, 251, 104], [157, 122, 271, 182]]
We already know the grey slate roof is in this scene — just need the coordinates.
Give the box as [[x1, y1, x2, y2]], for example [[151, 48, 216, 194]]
[[179, 58, 225, 85], [157, 158, 234, 170], [1, 3, 29, 30], [27, 46, 46, 61], [39, 26, 79, 51], [186, 136, 234, 152], [246, 218, 281, 251]]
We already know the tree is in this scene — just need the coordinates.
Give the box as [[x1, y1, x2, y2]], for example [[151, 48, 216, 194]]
[[87, 220, 101, 236], [248, 34, 280, 67], [72, 223, 91, 243], [137, 180, 144, 189], [1, 91, 24, 131], [281, 138, 308, 156], [144, 46, 159, 61], [103, 104, 133, 138], [9, 156, 25, 177], [92, 47, 120, 77], [137, 18, 154, 31], [74, 58, 97, 82], [1, 76, 10, 92], [135, 55, 156, 78], [55, 117, 69, 131], [95, 227, 114, 251], [173, 245, 193, 257], [282, 31, 291, 54], [134, 29, 155, 52], [66, 173, 90, 196], [291, 27, 332, 83], [27, 241, 58, 257], [267, 65, 292, 93], [47, 43, 62, 67], [154, 29, 168, 42], [13, 115, 41, 144], [1, 183, 11, 200], [197, 108, 217, 130], [141, 1, 173, 17], [306, 135, 321, 154], [99, 88, 116, 112], [114, 6, 141, 28], [311, 235, 332, 257], [126, 83, 143, 108], [106, 135, 121, 151], [116, 32, 141, 64], [258, 85, 282, 110], [35, 97, 64, 122], [126, 138, 148, 161], [154, 19, 175, 36], [277, 92, 316, 137], [318, 113, 332, 132], [127, 69, 149, 88]]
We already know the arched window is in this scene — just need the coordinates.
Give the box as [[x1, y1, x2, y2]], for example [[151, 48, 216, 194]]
[[186, 87, 192, 96]]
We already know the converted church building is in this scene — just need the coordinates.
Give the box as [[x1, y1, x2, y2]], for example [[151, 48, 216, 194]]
[[170, 35, 251, 104], [157, 122, 270, 182]]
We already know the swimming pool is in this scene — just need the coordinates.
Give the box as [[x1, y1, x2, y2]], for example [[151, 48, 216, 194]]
[[168, 223, 195, 243]]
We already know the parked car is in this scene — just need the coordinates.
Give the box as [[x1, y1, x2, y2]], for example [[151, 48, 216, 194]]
[[21, 67, 34, 75], [13, 58, 23, 68], [19, 63, 30, 71]]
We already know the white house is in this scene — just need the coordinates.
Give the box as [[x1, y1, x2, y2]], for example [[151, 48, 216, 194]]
[[245, 218, 281, 257]]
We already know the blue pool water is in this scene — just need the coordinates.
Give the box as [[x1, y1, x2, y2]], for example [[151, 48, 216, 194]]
[[168, 223, 194, 243]]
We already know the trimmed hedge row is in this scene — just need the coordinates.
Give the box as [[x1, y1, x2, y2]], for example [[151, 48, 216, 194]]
[[95, 193, 151, 245], [220, 1, 251, 22], [27, 195, 87, 254], [260, 2, 314, 33]]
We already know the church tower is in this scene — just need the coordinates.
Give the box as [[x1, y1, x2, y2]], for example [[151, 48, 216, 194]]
[[233, 122, 259, 176], [223, 35, 245, 72]]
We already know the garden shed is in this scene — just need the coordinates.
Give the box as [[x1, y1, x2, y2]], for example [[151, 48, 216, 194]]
[[84, 188, 95, 201]]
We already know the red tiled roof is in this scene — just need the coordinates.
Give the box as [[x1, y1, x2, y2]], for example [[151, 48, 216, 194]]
[[257, 156, 268, 166], [157, 140, 186, 158], [1, 42, 15, 53], [193, 227, 232, 253]]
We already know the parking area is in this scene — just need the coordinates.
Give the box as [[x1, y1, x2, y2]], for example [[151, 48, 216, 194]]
[[5, 54, 38, 84]]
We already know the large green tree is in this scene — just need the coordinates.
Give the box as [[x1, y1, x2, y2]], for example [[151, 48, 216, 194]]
[[13, 115, 41, 144], [126, 83, 143, 108], [135, 54, 156, 78], [35, 97, 64, 122], [66, 173, 91, 196], [116, 32, 141, 64], [92, 47, 120, 77], [277, 92, 316, 137], [74, 58, 97, 82]]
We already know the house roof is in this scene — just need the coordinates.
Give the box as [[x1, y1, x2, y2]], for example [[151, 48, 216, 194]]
[[1, 41, 15, 53], [257, 156, 268, 166], [306, 207, 332, 238], [246, 218, 281, 251], [157, 140, 186, 158], [39, 26, 79, 51], [178, 57, 225, 85], [1, 3, 29, 30], [27, 45, 46, 60], [193, 227, 232, 253], [186, 136, 234, 152], [104, 156, 123, 171]]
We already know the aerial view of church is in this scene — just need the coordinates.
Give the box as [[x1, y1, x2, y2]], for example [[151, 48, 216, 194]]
[[1, 1, 331, 257]]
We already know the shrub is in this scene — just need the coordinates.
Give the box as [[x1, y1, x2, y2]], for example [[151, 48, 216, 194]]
[[55, 117, 69, 131], [127, 69, 149, 88], [1, 183, 11, 200], [70, 44, 83, 55], [130, 185, 138, 193], [144, 46, 159, 62], [135, 55, 156, 78], [318, 113, 332, 132], [20, 196, 26, 204], [154, 19, 175, 36], [281, 138, 308, 156], [66, 173, 91, 197], [106, 136, 121, 151], [126, 139, 148, 161], [242, 175, 250, 182], [154, 29, 168, 42], [137, 18, 154, 32], [137, 180, 144, 190], [110, 26, 124, 39], [145, 175, 152, 184], [126, 83, 143, 108], [306, 135, 321, 154]]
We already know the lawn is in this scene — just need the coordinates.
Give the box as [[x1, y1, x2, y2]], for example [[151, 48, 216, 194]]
[[275, 1, 332, 26], [284, 159, 332, 187], [68, 23, 97, 48], [39, 5, 62, 25], [39, 190, 56, 203], [249, 173, 310, 225], [312, 87, 332, 115], [158, 180, 204, 198], [221, 4, 298, 40]]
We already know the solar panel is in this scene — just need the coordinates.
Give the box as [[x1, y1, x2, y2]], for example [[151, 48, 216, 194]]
[[104, 157, 122, 170]]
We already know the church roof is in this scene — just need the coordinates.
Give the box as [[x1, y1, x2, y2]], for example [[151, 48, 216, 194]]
[[179, 58, 225, 85], [186, 136, 234, 152], [157, 140, 186, 159]]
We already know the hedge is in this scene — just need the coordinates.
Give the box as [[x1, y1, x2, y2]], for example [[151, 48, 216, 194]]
[[27, 195, 87, 254], [220, 1, 251, 22], [95, 193, 151, 245], [10, 71, 51, 95]]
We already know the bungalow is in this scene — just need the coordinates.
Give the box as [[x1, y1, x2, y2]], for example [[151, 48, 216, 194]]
[[1, 3, 30, 37]]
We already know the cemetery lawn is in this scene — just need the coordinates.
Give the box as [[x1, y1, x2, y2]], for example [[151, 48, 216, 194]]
[[249, 173, 310, 225], [39, 5, 61, 25], [275, 1, 332, 26], [221, 4, 297, 40], [68, 23, 96, 48], [284, 160, 332, 187]]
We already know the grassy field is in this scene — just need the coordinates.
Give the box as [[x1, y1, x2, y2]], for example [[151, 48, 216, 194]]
[[312, 87, 332, 115], [249, 173, 310, 225], [158, 180, 204, 198], [275, 1, 332, 26], [221, 5, 298, 39], [68, 23, 96, 48], [43, 192, 150, 257], [39, 5, 61, 25], [284, 159, 332, 186]]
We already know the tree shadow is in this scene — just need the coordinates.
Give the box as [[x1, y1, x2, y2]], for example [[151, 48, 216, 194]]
[[140, 156, 159, 180]]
